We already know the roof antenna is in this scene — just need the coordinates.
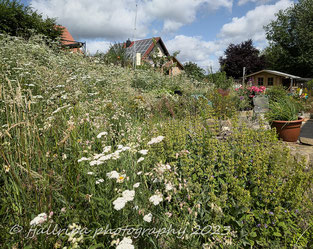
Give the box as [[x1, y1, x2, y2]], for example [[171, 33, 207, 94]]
[[132, 1, 138, 69]]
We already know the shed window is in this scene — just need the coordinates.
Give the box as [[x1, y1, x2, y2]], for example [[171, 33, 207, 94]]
[[268, 77, 274, 86], [258, 77, 264, 85]]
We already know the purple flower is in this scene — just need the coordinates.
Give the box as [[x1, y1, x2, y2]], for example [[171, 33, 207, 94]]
[[240, 96, 244, 100], [264, 224, 268, 229], [269, 212, 274, 215], [250, 159, 253, 163], [295, 209, 299, 213], [284, 210, 288, 213], [257, 224, 261, 227]]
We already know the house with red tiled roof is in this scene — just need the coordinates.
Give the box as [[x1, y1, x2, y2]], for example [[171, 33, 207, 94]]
[[123, 37, 184, 75], [57, 26, 85, 53]]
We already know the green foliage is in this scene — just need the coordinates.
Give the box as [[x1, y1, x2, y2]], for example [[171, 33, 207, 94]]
[[208, 89, 237, 118], [96, 43, 131, 67], [207, 70, 233, 90], [0, 0, 62, 40], [265, 97, 300, 122], [153, 118, 313, 248], [265, 85, 288, 102], [183, 61, 206, 81], [265, 0, 313, 77]]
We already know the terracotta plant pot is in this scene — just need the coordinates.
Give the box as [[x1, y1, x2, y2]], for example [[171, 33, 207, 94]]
[[271, 118, 304, 142], [217, 88, 230, 96]]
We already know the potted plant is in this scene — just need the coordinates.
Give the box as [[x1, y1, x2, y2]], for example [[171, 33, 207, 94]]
[[265, 98, 303, 142]]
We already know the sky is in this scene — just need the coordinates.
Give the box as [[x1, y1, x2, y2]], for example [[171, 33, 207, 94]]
[[21, 0, 295, 71]]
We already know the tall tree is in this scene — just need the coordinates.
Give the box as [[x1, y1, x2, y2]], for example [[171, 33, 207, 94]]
[[219, 39, 266, 79], [183, 61, 206, 81], [0, 0, 62, 40], [265, 0, 313, 77]]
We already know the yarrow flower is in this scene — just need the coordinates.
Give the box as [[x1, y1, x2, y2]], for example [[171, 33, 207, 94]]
[[147, 136, 165, 145], [122, 190, 135, 201], [113, 190, 135, 211], [113, 197, 127, 211], [143, 213, 152, 223], [165, 183, 173, 191], [133, 182, 140, 188], [116, 237, 134, 249], [139, 149, 148, 155], [30, 213, 48, 226], [96, 179, 104, 184], [77, 157, 90, 163], [137, 157, 144, 163], [149, 193, 163, 205], [97, 131, 108, 139]]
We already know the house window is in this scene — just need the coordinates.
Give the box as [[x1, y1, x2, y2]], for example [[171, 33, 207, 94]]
[[258, 77, 264, 85], [268, 77, 274, 86]]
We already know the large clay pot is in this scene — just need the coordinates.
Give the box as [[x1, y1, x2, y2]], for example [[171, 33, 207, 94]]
[[217, 88, 230, 97], [271, 118, 303, 142]]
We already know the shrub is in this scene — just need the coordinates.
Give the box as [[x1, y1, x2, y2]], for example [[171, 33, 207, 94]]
[[0, 0, 62, 40], [265, 85, 288, 102], [207, 71, 234, 90]]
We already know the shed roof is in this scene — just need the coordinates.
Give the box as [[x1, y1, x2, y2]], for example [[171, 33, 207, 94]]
[[246, 70, 301, 79]]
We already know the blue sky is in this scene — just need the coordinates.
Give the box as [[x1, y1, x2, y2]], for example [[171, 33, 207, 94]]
[[21, 0, 295, 70]]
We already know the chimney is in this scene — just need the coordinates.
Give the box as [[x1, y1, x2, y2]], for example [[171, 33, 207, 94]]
[[126, 39, 131, 48]]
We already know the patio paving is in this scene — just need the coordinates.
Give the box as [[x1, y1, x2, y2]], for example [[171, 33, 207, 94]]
[[299, 119, 313, 146], [286, 119, 313, 169]]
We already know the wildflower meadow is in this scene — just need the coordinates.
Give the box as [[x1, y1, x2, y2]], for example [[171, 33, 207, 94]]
[[1, 35, 312, 248]]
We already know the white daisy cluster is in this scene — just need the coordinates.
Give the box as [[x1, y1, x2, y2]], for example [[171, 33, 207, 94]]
[[113, 190, 135, 211]]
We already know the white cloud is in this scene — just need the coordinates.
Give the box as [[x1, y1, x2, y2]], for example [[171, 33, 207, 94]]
[[218, 0, 293, 44], [238, 0, 273, 6], [30, 0, 149, 40], [86, 40, 111, 55], [30, 0, 233, 40], [166, 0, 292, 71], [166, 35, 223, 71], [146, 0, 233, 33]]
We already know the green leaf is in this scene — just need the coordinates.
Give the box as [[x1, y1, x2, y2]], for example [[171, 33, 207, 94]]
[[89, 243, 105, 249], [250, 231, 257, 237], [273, 232, 282, 237]]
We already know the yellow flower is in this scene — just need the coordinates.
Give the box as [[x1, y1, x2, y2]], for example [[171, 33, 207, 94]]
[[3, 165, 10, 173]]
